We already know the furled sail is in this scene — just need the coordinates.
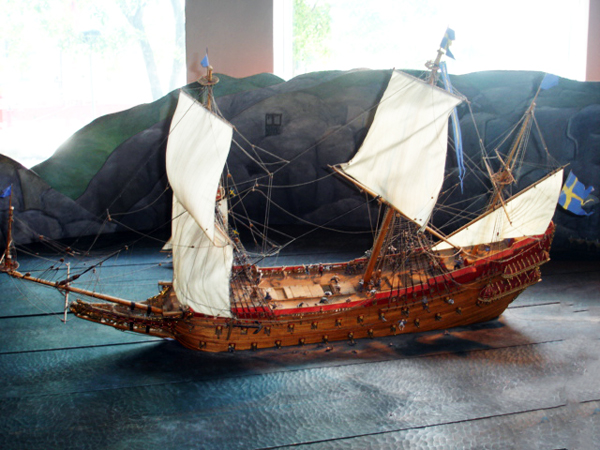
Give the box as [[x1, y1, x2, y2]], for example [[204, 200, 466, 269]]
[[433, 169, 564, 251], [166, 91, 234, 317], [339, 70, 464, 226]]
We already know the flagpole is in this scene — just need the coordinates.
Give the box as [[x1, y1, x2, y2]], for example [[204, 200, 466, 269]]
[[198, 49, 219, 110], [2, 185, 15, 271], [426, 28, 454, 85], [62, 262, 70, 323], [427, 49, 445, 86]]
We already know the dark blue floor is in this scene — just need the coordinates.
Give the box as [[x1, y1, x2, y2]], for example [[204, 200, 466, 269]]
[[1, 239, 599, 449]]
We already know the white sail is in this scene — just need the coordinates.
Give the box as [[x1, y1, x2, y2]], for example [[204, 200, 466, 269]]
[[433, 170, 564, 251], [171, 198, 233, 317], [166, 91, 233, 244], [340, 70, 463, 226], [161, 238, 172, 252], [166, 91, 234, 317]]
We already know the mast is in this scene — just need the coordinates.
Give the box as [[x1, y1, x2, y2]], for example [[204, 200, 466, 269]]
[[363, 208, 394, 285], [4, 189, 14, 270], [487, 84, 544, 210], [332, 167, 461, 284], [167, 91, 234, 318], [198, 61, 219, 110], [426, 48, 445, 86], [344, 38, 462, 284], [333, 66, 463, 281], [426, 28, 455, 86], [1, 186, 17, 272], [62, 262, 70, 323]]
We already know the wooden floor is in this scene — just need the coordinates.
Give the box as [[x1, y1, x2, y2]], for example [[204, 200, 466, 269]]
[[0, 240, 598, 449]]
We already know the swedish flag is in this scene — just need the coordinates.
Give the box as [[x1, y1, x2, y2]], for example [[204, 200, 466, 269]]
[[440, 28, 455, 59], [558, 171, 594, 216]]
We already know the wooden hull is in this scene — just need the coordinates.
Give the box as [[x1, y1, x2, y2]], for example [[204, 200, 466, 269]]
[[70, 224, 554, 353]]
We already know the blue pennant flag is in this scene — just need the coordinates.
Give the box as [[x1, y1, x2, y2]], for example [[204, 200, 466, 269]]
[[558, 171, 594, 216], [440, 62, 464, 192], [201, 50, 210, 68], [440, 28, 455, 59], [0, 185, 11, 198], [540, 73, 559, 90]]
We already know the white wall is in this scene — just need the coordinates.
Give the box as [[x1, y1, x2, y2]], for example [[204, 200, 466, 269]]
[[185, 0, 275, 82], [587, 0, 600, 80]]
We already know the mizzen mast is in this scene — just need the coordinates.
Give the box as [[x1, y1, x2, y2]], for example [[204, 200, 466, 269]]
[[487, 98, 536, 211], [486, 75, 557, 212]]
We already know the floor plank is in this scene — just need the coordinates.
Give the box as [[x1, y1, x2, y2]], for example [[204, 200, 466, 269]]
[[0, 243, 598, 449]]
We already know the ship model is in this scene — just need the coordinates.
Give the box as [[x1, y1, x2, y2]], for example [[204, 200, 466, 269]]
[[1, 39, 564, 353]]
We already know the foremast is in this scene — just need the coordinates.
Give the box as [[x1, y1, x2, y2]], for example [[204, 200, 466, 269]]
[[167, 61, 263, 319]]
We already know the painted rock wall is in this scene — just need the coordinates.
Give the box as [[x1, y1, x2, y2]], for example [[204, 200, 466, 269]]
[[1, 69, 598, 256], [0, 155, 116, 247]]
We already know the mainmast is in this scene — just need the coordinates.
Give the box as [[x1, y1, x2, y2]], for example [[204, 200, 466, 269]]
[[426, 47, 445, 86], [333, 162, 462, 284], [356, 33, 460, 284], [426, 28, 455, 86], [363, 207, 394, 285]]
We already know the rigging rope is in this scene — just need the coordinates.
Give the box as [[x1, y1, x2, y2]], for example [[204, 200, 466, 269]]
[[11, 67, 562, 286]]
